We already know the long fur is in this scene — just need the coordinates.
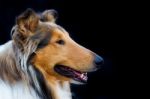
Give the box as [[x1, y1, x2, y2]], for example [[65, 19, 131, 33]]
[[0, 8, 101, 99], [0, 39, 51, 99], [0, 25, 71, 99], [0, 9, 71, 98]]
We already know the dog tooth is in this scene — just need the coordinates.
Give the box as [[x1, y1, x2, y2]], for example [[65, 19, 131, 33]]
[[84, 73, 87, 75], [83, 76, 87, 80], [80, 74, 84, 78]]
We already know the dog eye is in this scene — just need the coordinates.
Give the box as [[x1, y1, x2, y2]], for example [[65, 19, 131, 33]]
[[56, 40, 65, 45]]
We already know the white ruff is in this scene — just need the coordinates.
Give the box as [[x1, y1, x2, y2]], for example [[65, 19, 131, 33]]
[[0, 41, 40, 99], [0, 41, 12, 54], [0, 80, 40, 99], [54, 81, 72, 99], [0, 41, 72, 99]]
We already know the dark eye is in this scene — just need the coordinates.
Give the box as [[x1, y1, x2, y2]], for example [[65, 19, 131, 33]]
[[56, 40, 65, 45]]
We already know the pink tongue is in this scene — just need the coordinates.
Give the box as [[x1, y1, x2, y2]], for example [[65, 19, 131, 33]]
[[74, 72, 88, 81]]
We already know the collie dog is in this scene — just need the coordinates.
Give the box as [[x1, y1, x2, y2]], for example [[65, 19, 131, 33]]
[[0, 9, 103, 99]]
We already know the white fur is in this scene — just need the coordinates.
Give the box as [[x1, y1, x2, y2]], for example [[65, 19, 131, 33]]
[[0, 41, 12, 54], [0, 80, 72, 99], [0, 41, 72, 99], [54, 81, 72, 99], [0, 41, 39, 99], [0, 80, 40, 99]]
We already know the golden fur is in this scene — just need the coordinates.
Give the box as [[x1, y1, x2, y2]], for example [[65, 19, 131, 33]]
[[0, 9, 103, 99]]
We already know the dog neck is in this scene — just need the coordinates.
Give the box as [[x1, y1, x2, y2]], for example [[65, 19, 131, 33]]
[[0, 41, 72, 99], [0, 41, 22, 83], [47, 79, 72, 99]]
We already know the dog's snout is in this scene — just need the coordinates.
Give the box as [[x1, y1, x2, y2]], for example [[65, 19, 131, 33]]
[[94, 55, 104, 68]]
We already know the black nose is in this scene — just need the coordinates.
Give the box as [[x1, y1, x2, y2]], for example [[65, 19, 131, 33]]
[[94, 55, 104, 68]]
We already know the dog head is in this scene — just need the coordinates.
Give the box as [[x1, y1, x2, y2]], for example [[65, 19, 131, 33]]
[[12, 8, 104, 84]]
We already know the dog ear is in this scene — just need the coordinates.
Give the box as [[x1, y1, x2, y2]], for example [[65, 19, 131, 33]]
[[41, 9, 58, 22], [16, 8, 39, 32], [13, 9, 39, 49]]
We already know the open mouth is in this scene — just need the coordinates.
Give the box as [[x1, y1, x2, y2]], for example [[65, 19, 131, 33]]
[[54, 65, 88, 83]]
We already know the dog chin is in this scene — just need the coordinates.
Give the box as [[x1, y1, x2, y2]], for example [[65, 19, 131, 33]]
[[70, 80, 86, 85]]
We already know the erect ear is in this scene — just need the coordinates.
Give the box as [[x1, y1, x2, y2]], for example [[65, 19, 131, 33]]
[[16, 8, 39, 32], [41, 9, 58, 22]]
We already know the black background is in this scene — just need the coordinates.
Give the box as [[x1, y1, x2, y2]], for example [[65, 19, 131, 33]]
[[0, 0, 118, 99]]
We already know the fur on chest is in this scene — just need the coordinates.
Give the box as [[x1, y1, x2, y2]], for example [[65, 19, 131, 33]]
[[0, 81, 40, 99]]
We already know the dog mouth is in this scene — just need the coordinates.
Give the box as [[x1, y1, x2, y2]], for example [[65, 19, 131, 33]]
[[54, 65, 88, 83]]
